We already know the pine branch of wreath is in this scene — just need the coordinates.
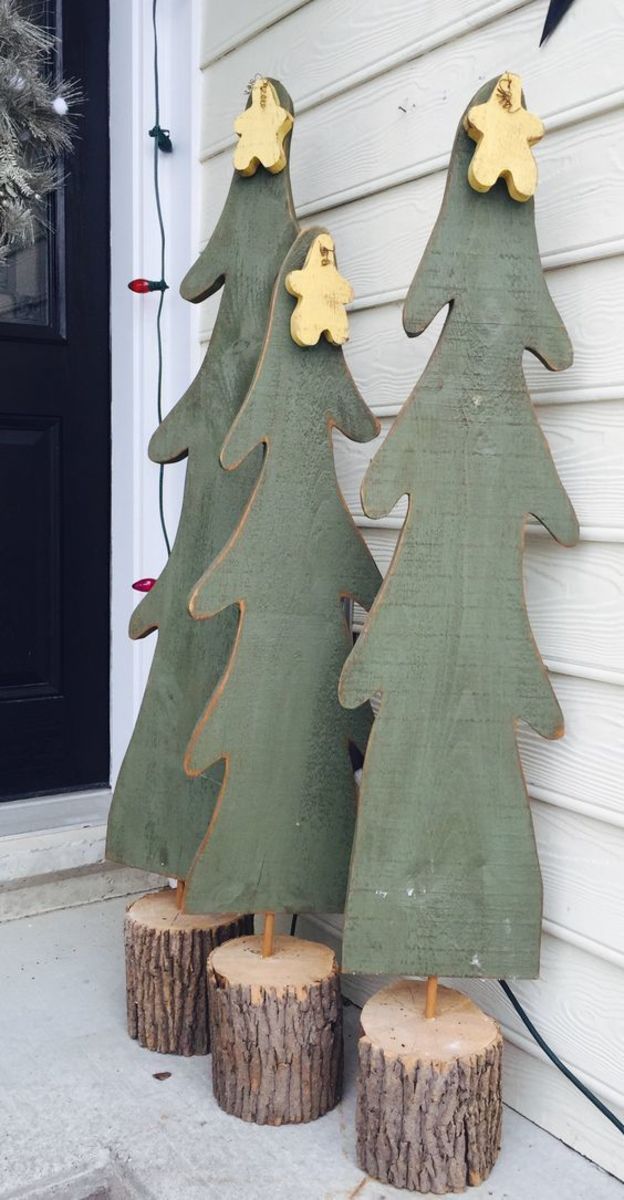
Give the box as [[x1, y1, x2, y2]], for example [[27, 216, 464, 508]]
[[0, 0, 78, 258]]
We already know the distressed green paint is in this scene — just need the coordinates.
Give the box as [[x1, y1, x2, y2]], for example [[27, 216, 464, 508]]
[[106, 83, 299, 881], [340, 81, 579, 980], [182, 228, 381, 916]]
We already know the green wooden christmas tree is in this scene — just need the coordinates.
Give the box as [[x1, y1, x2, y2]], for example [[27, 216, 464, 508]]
[[182, 226, 381, 917], [107, 80, 298, 884], [340, 77, 579, 982]]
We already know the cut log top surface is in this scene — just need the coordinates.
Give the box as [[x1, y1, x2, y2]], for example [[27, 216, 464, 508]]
[[210, 934, 337, 999], [361, 980, 500, 1065], [126, 889, 242, 932]]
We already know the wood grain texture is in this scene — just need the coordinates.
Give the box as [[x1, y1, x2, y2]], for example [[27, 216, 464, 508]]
[[291, 109, 624, 324], [182, 227, 381, 915], [199, 0, 624, 221], [521, 541, 624, 680], [531, 800, 624, 957], [518, 674, 624, 819], [335, 400, 624, 532], [307, 913, 624, 1101], [450, 934, 624, 1101], [124, 890, 252, 1055], [340, 81, 578, 980], [315, 909, 624, 1179], [350, 530, 624, 682], [106, 81, 299, 881], [357, 981, 502, 1193], [501, 1036, 624, 1181], [200, 0, 310, 67], [199, 0, 531, 155], [207, 935, 343, 1123], [195, 2, 623, 1177], [302, 788, 624, 964], [204, 256, 624, 409]]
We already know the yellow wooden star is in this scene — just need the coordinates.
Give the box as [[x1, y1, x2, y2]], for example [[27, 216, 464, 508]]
[[233, 78, 293, 176], [464, 73, 544, 202], [285, 233, 354, 347]]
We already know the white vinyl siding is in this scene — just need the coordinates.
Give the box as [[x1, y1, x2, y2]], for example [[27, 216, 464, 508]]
[[198, 0, 624, 1177]]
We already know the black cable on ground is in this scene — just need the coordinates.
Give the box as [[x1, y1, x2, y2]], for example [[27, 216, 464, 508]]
[[292, 910, 624, 1135], [498, 978, 624, 1136]]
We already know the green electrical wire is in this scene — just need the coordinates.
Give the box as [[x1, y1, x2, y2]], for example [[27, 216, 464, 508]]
[[498, 979, 624, 1136], [289, 914, 624, 1135], [151, 0, 171, 556]]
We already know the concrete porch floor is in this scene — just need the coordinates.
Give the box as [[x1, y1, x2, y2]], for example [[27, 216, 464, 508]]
[[0, 897, 622, 1200]]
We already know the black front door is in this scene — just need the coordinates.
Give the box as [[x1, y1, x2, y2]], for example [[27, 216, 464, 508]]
[[0, 0, 110, 800]]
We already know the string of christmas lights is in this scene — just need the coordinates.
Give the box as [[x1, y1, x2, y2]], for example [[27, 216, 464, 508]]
[[130, 0, 171, 592]]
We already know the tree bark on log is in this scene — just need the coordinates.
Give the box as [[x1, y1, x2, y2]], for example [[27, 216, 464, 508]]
[[208, 934, 343, 1124], [357, 981, 502, 1194], [124, 890, 252, 1056]]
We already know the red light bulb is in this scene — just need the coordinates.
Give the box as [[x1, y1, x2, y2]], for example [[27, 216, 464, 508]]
[[132, 577, 157, 592], [128, 278, 168, 294]]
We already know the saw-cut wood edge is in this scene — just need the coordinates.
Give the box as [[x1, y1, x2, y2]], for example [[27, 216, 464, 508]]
[[124, 889, 252, 1055], [207, 934, 343, 1123], [357, 980, 502, 1193]]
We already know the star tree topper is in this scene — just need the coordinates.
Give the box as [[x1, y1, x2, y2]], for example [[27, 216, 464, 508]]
[[233, 77, 293, 176], [464, 72, 544, 202], [285, 232, 354, 346]]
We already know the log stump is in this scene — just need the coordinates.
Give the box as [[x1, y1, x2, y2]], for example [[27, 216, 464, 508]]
[[357, 980, 502, 1194], [124, 890, 252, 1055], [208, 934, 343, 1124]]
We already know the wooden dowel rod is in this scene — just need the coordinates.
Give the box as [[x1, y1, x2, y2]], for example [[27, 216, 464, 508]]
[[262, 911, 276, 958], [425, 975, 438, 1019], [175, 879, 186, 911]]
